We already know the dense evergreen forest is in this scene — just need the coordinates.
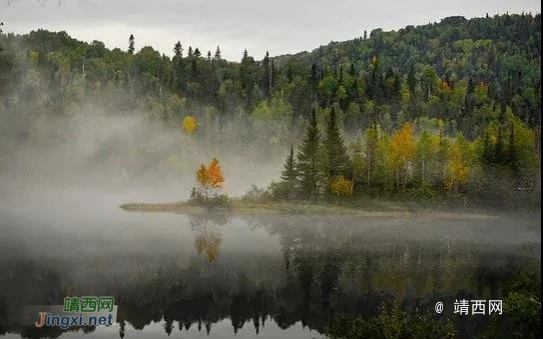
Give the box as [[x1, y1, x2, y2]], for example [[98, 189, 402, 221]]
[[0, 13, 540, 205]]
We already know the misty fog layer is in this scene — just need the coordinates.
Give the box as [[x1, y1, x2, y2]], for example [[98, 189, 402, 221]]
[[0, 101, 291, 208]]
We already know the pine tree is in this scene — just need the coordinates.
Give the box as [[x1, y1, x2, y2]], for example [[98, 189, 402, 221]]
[[310, 62, 319, 89], [369, 58, 384, 105], [262, 51, 271, 97], [407, 65, 416, 94], [270, 59, 276, 91], [296, 108, 322, 199], [277, 145, 298, 199], [128, 34, 135, 54], [119, 320, 126, 338], [214, 46, 222, 60], [0, 22, 4, 53], [173, 41, 183, 58], [325, 107, 350, 180]]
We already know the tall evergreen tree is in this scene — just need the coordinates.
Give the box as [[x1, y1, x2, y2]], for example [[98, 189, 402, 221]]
[[407, 65, 417, 94], [310, 62, 319, 89], [0, 22, 4, 53], [262, 51, 271, 97], [325, 107, 350, 179], [173, 41, 183, 58], [214, 46, 221, 60], [270, 59, 276, 91], [277, 145, 298, 199], [128, 34, 135, 54], [296, 108, 322, 199]]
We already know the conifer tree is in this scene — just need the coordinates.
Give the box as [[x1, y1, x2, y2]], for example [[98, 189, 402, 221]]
[[173, 41, 183, 58], [365, 123, 380, 191], [296, 108, 322, 199], [325, 107, 350, 180], [128, 34, 135, 54], [277, 145, 298, 199], [0, 22, 4, 53], [310, 62, 319, 90], [214, 46, 221, 60], [262, 51, 271, 97]]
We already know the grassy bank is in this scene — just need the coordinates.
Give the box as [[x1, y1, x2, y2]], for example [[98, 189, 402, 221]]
[[120, 198, 501, 220]]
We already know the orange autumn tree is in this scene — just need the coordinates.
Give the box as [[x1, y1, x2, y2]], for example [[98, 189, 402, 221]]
[[194, 158, 225, 203]]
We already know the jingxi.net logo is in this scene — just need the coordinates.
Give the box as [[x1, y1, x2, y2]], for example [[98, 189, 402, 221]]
[[21, 296, 118, 329]]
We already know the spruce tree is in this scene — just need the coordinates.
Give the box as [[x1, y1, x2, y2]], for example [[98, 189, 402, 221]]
[[325, 107, 350, 179], [262, 51, 271, 97], [310, 63, 319, 89], [128, 34, 135, 54], [173, 41, 183, 58], [270, 59, 276, 91], [278, 145, 298, 199], [214, 46, 222, 60], [296, 108, 322, 199], [0, 22, 3, 53]]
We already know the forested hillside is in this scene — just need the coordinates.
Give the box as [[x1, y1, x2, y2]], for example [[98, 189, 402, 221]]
[[1, 13, 540, 132], [0, 13, 540, 205]]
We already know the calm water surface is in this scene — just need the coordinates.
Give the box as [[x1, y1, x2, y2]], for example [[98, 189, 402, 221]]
[[0, 191, 540, 338]]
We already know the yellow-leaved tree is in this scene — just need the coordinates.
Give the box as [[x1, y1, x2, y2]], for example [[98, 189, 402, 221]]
[[182, 116, 198, 135], [446, 135, 471, 192], [194, 158, 225, 202], [390, 122, 415, 193], [330, 176, 353, 198]]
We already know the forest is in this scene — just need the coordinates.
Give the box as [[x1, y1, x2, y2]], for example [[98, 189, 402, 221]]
[[0, 13, 540, 206]]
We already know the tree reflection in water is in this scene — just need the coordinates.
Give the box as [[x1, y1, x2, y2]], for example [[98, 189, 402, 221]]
[[0, 214, 539, 338], [190, 214, 226, 263]]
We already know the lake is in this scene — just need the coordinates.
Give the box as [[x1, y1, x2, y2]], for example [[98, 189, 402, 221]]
[[0, 191, 540, 338]]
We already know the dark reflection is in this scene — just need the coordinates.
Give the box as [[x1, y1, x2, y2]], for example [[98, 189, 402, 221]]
[[0, 214, 540, 338]]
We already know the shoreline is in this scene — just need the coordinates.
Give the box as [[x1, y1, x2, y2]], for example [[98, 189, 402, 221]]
[[119, 200, 504, 221]]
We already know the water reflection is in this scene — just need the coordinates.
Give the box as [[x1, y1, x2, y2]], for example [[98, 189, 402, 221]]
[[190, 215, 226, 263], [0, 212, 540, 338]]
